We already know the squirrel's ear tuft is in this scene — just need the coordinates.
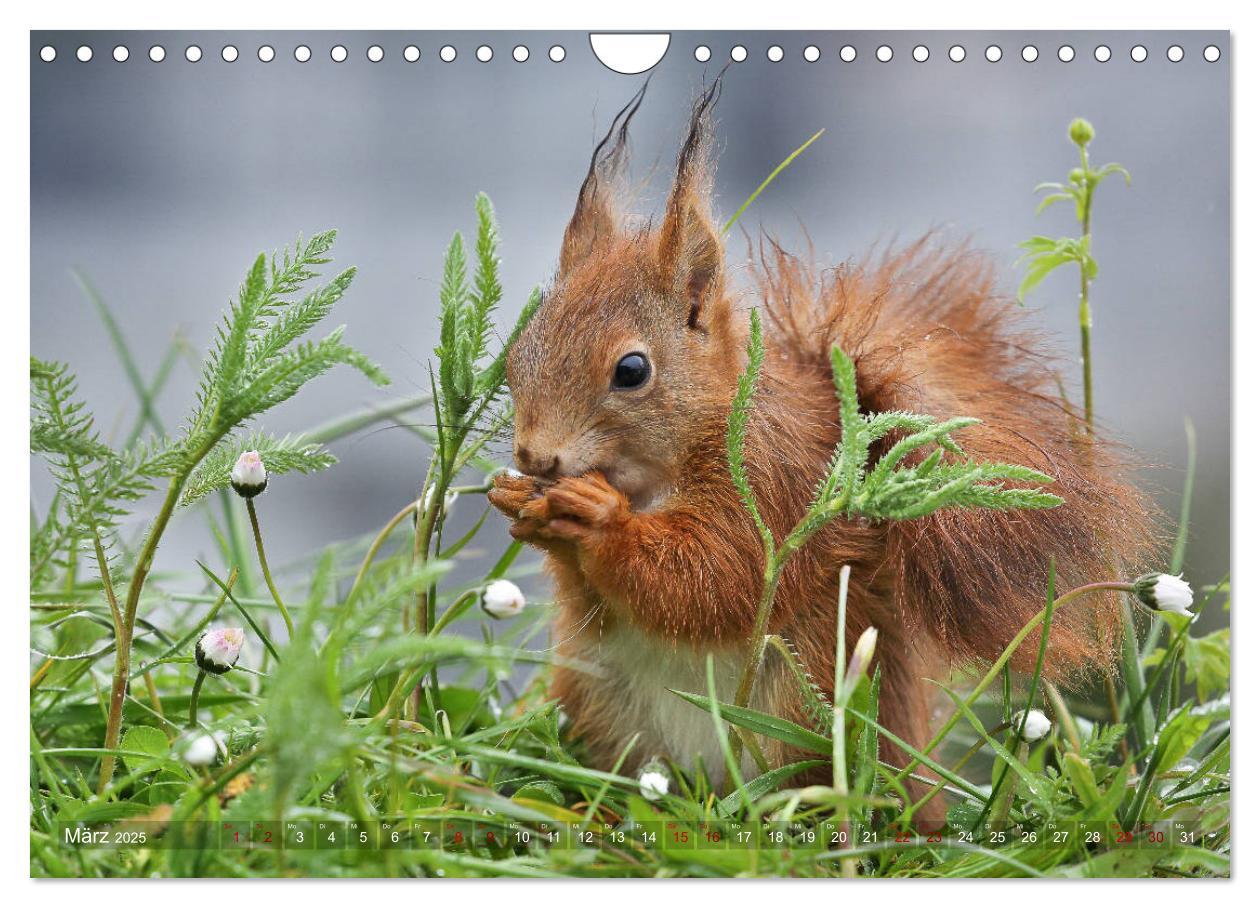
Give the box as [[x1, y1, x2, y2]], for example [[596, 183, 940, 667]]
[[659, 77, 724, 329], [559, 81, 648, 277]]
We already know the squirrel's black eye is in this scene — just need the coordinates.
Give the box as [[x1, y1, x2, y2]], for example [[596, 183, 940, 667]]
[[612, 352, 651, 390]]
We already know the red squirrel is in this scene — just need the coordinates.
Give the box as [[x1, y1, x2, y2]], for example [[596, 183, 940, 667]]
[[487, 80, 1156, 827]]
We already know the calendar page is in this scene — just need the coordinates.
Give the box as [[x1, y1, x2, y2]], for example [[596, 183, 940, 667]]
[[27, 25, 1230, 882]]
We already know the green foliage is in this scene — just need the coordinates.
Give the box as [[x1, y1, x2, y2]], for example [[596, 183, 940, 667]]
[[186, 229, 387, 469], [181, 432, 335, 507], [1019, 119, 1128, 303], [725, 308, 774, 555], [729, 325, 1062, 560], [29, 357, 176, 585], [29, 185, 1226, 880]]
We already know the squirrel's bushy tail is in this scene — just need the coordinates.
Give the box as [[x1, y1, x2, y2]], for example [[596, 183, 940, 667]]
[[756, 236, 1160, 679]]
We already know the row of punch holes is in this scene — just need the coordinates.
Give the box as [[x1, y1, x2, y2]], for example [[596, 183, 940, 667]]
[[38, 42, 1222, 65]]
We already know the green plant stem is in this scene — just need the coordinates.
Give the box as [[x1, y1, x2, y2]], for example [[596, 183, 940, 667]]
[[97, 476, 184, 795], [1077, 143, 1096, 433], [831, 565, 857, 878], [345, 498, 422, 612], [187, 670, 207, 729], [733, 564, 782, 710], [246, 498, 294, 639]]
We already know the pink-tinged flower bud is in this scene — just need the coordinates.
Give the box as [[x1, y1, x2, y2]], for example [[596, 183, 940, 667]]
[[1012, 708, 1052, 742], [1133, 572, 1194, 618], [230, 450, 267, 499], [481, 579, 525, 619], [195, 627, 245, 675]]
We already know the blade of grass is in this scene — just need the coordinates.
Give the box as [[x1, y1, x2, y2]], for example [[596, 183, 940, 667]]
[[723, 129, 825, 234]]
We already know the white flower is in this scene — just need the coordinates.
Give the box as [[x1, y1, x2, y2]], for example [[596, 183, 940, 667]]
[[178, 730, 228, 766], [638, 769, 670, 802], [1134, 573, 1194, 618], [422, 484, 458, 517], [1012, 708, 1052, 742], [481, 579, 525, 619], [230, 450, 268, 498], [196, 627, 245, 675]]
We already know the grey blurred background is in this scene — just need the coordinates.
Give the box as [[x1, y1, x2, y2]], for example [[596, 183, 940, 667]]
[[30, 31, 1230, 618]]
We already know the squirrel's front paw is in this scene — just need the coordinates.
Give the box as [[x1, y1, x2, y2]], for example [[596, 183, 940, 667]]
[[522, 472, 630, 544], [487, 471, 545, 518]]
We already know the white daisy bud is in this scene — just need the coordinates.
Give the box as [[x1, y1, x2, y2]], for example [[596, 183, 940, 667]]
[[1012, 708, 1052, 742], [177, 730, 228, 766], [1133, 573, 1194, 618], [844, 627, 879, 690], [638, 768, 670, 802], [230, 450, 268, 499], [481, 579, 525, 619], [195, 627, 245, 675]]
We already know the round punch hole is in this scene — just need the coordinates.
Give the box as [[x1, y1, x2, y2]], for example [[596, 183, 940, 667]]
[[439, 45, 456, 62], [985, 45, 1002, 62], [76, 45, 92, 63], [185, 45, 202, 63], [113, 45, 129, 63], [549, 45, 566, 62], [1167, 45, 1184, 62], [767, 45, 784, 62], [149, 45, 166, 63], [1204, 45, 1220, 62], [1131, 44, 1148, 62], [294, 45, 311, 62], [331, 45, 349, 63], [257, 45, 275, 63], [39, 45, 56, 62], [803, 45, 820, 62], [840, 45, 857, 62], [694, 45, 711, 62], [1094, 45, 1111, 62], [1058, 45, 1075, 62], [512, 45, 528, 62], [730, 45, 747, 62], [1021, 44, 1038, 63], [404, 45, 421, 62], [221, 45, 238, 63], [912, 45, 929, 63], [876, 44, 893, 62], [367, 45, 384, 63], [949, 45, 966, 62], [477, 45, 493, 62]]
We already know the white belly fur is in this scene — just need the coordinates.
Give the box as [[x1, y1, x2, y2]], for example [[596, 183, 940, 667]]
[[589, 625, 758, 781]]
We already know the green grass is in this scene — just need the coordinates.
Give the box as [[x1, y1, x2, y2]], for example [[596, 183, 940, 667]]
[[30, 144, 1230, 879]]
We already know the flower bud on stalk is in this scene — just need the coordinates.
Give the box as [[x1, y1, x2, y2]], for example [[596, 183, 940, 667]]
[[230, 450, 267, 499], [1132, 572, 1195, 619], [481, 579, 526, 619], [1012, 708, 1052, 742], [1068, 117, 1095, 147], [195, 627, 245, 675], [843, 626, 879, 693]]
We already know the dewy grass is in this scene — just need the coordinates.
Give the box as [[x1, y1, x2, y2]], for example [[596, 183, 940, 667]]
[[29, 182, 1229, 877]]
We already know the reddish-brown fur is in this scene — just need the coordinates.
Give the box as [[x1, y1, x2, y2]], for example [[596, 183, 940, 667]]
[[488, 83, 1157, 828]]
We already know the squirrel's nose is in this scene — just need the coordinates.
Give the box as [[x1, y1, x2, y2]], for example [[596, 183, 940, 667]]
[[515, 446, 560, 478]]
